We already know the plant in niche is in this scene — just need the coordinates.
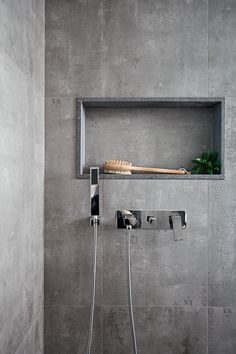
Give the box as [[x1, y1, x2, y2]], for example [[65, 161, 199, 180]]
[[192, 151, 221, 174]]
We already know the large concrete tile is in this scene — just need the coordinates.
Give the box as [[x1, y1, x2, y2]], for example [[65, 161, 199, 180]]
[[0, 0, 44, 352], [45, 0, 103, 97], [34, 234, 44, 318], [32, 9, 45, 94], [136, 306, 207, 354], [208, 178, 236, 307], [103, 306, 207, 354], [33, 310, 44, 354], [103, 0, 208, 97], [44, 140, 91, 306], [0, 0, 38, 78], [209, 98, 236, 307], [45, 305, 103, 354], [0, 52, 36, 354], [209, 0, 236, 96], [15, 326, 34, 354], [45, 178, 90, 225], [224, 98, 236, 174], [45, 97, 76, 179], [208, 307, 236, 354], [103, 180, 208, 307], [103, 307, 132, 354], [45, 178, 103, 306]]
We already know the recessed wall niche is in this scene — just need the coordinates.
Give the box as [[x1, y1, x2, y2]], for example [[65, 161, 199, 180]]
[[76, 98, 225, 179]]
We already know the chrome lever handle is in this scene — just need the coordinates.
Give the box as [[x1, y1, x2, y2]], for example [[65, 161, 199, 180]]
[[147, 216, 157, 224]]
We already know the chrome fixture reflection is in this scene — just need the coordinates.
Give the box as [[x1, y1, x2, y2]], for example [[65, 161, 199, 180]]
[[117, 209, 141, 228], [117, 210, 186, 233], [90, 167, 99, 217]]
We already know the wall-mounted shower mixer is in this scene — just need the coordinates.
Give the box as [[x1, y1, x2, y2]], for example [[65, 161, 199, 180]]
[[117, 210, 186, 241]]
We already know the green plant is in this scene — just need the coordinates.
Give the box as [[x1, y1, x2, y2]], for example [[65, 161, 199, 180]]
[[192, 151, 221, 174]]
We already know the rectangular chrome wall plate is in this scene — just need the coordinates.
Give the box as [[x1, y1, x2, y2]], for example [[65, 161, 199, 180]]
[[116, 210, 186, 230]]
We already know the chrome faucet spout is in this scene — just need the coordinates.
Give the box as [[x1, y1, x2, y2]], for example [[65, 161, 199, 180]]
[[117, 210, 140, 228]]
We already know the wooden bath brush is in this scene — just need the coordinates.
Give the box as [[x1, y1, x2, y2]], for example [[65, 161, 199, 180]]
[[103, 160, 189, 175]]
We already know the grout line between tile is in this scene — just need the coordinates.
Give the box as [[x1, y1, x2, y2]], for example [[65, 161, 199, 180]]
[[44, 304, 208, 309]]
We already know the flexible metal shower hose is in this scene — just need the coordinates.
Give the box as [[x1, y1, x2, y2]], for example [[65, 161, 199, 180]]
[[87, 223, 137, 354], [126, 226, 138, 354], [87, 221, 98, 354]]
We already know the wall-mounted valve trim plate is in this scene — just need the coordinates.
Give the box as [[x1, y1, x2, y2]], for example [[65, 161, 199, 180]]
[[116, 210, 186, 231]]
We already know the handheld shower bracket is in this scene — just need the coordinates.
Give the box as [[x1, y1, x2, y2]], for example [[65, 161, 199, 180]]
[[90, 215, 100, 226]]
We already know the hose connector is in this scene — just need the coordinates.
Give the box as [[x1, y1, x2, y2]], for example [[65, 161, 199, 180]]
[[90, 215, 100, 226]]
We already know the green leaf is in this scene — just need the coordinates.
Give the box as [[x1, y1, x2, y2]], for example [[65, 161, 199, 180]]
[[191, 150, 221, 174]]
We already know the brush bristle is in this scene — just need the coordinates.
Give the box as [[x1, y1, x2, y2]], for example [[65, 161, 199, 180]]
[[105, 159, 132, 166], [104, 169, 132, 175]]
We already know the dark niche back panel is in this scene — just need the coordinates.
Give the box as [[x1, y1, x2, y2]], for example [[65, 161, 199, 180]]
[[85, 107, 213, 172]]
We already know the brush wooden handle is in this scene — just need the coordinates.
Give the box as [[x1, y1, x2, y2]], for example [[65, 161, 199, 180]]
[[130, 166, 186, 174]]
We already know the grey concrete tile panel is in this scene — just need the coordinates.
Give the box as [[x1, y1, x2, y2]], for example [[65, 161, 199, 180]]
[[0, 52, 35, 353], [45, 178, 90, 225], [34, 238, 44, 318], [34, 310, 44, 354], [45, 220, 103, 307], [224, 97, 236, 174], [45, 178, 103, 306], [208, 178, 236, 307], [208, 307, 236, 354], [28, 56, 45, 321], [131, 231, 208, 307], [33, 13, 45, 94], [0, 0, 44, 352], [209, 98, 236, 307], [44, 305, 103, 354], [103, 180, 208, 307], [103, 0, 208, 97], [209, 1, 236, 96], [0, 0, 39, 78], [103, 307, 132, 354], [103, 306, 207, 354], [45, 0, 103, 97], [45, 97, 76, 179], [15, 326, 34, 354], [14, 311, 43, 354]]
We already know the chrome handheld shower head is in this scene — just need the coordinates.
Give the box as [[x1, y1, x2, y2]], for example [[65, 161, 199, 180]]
[[90, 167, 99, 217]]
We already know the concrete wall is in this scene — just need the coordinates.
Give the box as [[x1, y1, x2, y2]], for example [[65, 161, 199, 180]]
[[45, 1, 236, 353], [0, 1, 45, 353]]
